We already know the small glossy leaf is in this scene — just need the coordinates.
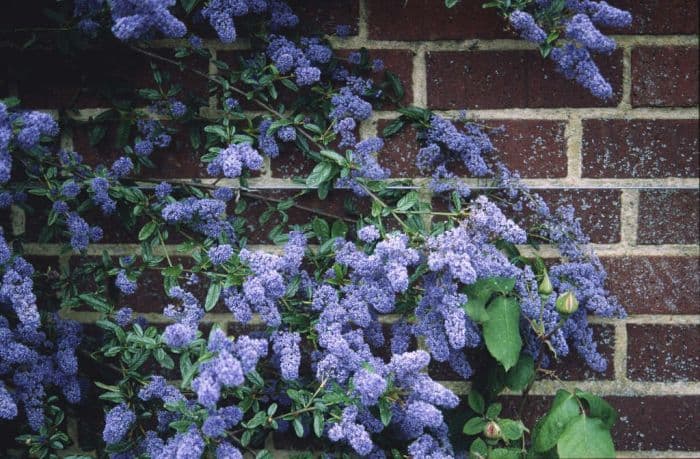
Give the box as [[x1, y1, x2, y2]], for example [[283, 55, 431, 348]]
[[138, 221, 158, 241], [204, 282, 222, 311], [462, 417, 486, 435], [468, 390, 485, 414]]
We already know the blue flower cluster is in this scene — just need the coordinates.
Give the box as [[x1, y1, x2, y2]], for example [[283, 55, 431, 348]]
[[1, 103, 58, 208], [266, 35, 328, 86], [162, 197, 234, 239], [206, 143, 264, 178], [162, 287, 204, 348], [224, 231, 306, 326], [336, 137, 389, 195], [109, 0, 187, 40], [417, 114, 493, 196], [0, 229, 81, 430], [508, 0, 631, 98], [202, 0, 297, 43], [510, 0, 632, 99]]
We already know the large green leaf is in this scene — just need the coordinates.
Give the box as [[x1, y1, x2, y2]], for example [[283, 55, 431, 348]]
[[534, 390, 580, 453], [505, 354, 535, 391], [464, 277, 516, 323], [575, 390, 618, 429], [557, 415, 616, 459], [483, 296, 522, 370]]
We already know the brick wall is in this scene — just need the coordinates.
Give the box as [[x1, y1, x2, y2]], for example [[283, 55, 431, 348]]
[[1, 0, 698, 456]]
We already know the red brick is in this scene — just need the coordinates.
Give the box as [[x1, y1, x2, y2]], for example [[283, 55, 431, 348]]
[[379, 119, 568, 178], [582, 119, 699, 178], [270, 144, 317, 179], [12, 47, 207, 109], [608, 0, 699, 35], [287, 0, 360, 35], [0, 0, 57, 30], [602, 256, 700, 314], [627, 324, 700, 382], [637, 190, 699, 245], [71, 121, 208, 179], [489, 120, 568, 178], [378, 120, 422, 178], [427, 50, 623, 109], [632, 46, 699, 107], [367, 0, 510, 40]]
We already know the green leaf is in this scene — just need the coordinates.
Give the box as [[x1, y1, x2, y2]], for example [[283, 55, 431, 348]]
[[505, 354, 535, 391], [395, 191, 419, 212], [331, 220, 348, 238], [379, 398, 393, 426], [574, 390, 617, 430], [534, 390, 580, 453], [79, 294, 111, 313], [306, 162, 334, 188], [382, 118, 404, 137], [468, 390, 485, 414], [469, 438, 488, 457], [313, 411, 324, 437], [89, 125, 107, 147], [204, 282, 222, 312], [483, 296, 522, 370], [465, 296, 489, 323], [312, 218, 330, 240], [464, 277, 516, 323], [292, 418, 304, 437], [489, 448, 521, 459], [556, 415, 615, 459], [486, 403, 502, 419], [138, 221, 158, 241], [462, 417, 486, 435], [445, 0, 460, 7], [320, 149, 346, 166], [499, 419, 526, 441], [154, 348, 175, 369]]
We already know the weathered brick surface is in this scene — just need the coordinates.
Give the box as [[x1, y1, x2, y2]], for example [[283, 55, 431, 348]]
[[288, 0, 360, 35], [367, 0, 509, 40], [632, 46, 700, 107], [582, 119, 699, 178], [11, 48, 207, 109], [427, 50, 623, 109], [603, 256, 700, 314], [627, 324, 700, 381], [637, 190, 700, 244], [610, 0, 699, 35]]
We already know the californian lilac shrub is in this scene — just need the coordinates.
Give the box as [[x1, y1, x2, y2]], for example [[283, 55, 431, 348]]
[[0, 0, 631, 456]]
